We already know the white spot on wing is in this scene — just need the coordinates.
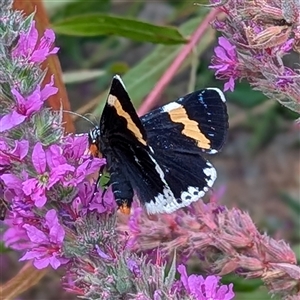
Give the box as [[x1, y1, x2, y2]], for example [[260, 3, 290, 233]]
[[113, 74, 127, 91], [107, 94, 117, 106], [162, 102, 182, 113], [203, 163, 217, 187], [206, 87, 227, 103], [207, 149, 218, 154]]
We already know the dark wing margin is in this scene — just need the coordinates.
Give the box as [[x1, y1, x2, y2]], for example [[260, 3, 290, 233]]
[[141, 88, 228, 154]]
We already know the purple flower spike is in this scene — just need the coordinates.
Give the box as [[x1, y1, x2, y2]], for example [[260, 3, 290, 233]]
[[209, 37, 239, 92], [177, 264, 235, 300], [20, 209, 68, 269], [12, 21, 59, 63]]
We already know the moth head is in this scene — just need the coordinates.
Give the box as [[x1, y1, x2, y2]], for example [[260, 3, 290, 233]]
[[88, 126, 101, 157]]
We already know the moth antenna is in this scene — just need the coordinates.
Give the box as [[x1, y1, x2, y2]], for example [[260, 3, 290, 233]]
[[84, 113, 98, 125], [63, 110, 97, 127]]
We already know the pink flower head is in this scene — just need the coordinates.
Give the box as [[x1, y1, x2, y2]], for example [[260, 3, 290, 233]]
[[177, 264, 235, 300], [19, 209, 68, 269], [12, 20, 59, 63], [0, 76, 57, 132], [209, 37, 239, 92], [22, 142, 74, 207]]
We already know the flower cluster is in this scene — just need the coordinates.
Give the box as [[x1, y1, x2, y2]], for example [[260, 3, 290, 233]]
[[63, 213, 235, 300], [0, 1, 113, 276], [118, 193, 300, 298], [208, 0, 300, 114], [0, 4, 235, 300]]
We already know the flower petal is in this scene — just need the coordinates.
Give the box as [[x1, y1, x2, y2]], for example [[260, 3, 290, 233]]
[[41, 75, 58, 100], [23, 224, 48, 243], [33, 257, 51, 269], [32, 142, 46, 173], [0, 111, 26, 132]]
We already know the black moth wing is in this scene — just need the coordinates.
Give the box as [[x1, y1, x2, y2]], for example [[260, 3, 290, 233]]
[[140, 88, 228, 213], [99, 75, 174, 211]]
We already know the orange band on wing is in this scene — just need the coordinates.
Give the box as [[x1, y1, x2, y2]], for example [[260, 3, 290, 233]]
[[108, 95, 147, 146], [168, 106, 211, 149]]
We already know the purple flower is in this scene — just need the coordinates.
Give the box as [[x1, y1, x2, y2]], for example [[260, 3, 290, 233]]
[[64, 157, 104, 187], [63, 134, 89, 161], [12, 20, 59, 63], [177, 264, 235, 300], [2, 223, 33, 251], [61, 135, 106, 187], [275, 67, 295, 89], [65, 181, 113, 220], [276, 38, 294, 54], [95, 245, 113, 261], [209, 37, 239, 92], [19, 209, 68, 269], [127, 258, 142, 277], [0, 76, 57, 132], [22, 142, 74, 207], [0, 139, 29, 166], [89, 185, 116, 214], [1, 172, 27, 199]]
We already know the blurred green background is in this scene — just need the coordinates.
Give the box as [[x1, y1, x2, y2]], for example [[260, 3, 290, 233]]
[[2, 0, 300, 299]]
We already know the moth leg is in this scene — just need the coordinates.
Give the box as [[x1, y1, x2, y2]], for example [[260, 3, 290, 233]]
[[91, 164, 106, 199]]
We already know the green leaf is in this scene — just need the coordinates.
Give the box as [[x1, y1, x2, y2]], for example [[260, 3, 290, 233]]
[[248, 106, 278, 153], [221, 274, 262, 292], [52, 14, 187, 45], [45, 0, 77, 16], [93, 10, 213, 116], [99, 172, 110, 189], [63, 69, 106, 84], [234, 288, 271, 300], [164, 250, 177, 288], [292, 243, 300, 261], [279, 192, 300, 215], [0, 242, 10, 253], [48, 0, 111, 21], [230, 81, 266, 108]]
